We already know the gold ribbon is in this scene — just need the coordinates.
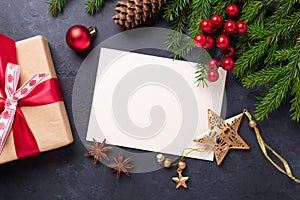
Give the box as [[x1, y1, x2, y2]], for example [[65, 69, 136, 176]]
[[171, 147, 207, 167], [244, 109, 300, 183]]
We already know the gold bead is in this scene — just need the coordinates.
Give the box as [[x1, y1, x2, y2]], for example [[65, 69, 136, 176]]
[[156, 153, 165, 164], [163, 158, 172, 168], [178, 161, 186, 170], [249, 120, 257, 128]]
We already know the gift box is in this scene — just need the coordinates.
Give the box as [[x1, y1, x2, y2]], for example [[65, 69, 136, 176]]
[[0, 34, 73, 164]]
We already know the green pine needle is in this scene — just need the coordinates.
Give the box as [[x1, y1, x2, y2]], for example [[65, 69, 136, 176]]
[[241, 66, 290, 88], [46, 0, 68, 16], [290, 75, 300, 121], [85, 0, 105, 14], [254, 71, 292, 120], [195, 63, 208, 87]]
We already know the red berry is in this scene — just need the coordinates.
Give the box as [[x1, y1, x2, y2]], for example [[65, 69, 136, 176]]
[[224, 20, 236, 34], [236, 21, 248, 34], [223, 46, 235, 57], [210, 14, 222, 27], [216, 35, 229, 50], [221, 29, 230, 36], [203, 35, 214, 49], [207, 69, 219, 82], [226, 4, 239, 17], [208, 58, 219, 69], [194, 34, 207, 47], [222, 57, 235, 71], [200, 19, 213, 33]]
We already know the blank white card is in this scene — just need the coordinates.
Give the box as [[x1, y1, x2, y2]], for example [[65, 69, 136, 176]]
[[86, 48, 227, 161]]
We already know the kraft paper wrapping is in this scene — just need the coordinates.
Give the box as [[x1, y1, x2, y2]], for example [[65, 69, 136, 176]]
[[0, 35, 73, 164]]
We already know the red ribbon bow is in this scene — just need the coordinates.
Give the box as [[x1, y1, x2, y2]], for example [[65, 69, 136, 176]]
[[0, 34, 63, 158], [0, 63, 49, 154]]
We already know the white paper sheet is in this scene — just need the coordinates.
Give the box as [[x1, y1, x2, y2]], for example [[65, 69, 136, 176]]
[[86, 48, 227, 161]]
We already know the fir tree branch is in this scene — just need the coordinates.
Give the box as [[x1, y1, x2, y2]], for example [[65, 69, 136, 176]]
[[241, 66, 290, 88], [264, 11, 300, 67], [165, 8, 189, 56], [274, 48, 294, 62], [290, 38, 300, 121], [171, 37, 195, 59], [195, 50, 212, 86], [245, 25, 272, 42], [46, 0, 68, 16], [188, 0, 212, 37], [290, 74, 300, 121], [255, 69, 292, 120], [235, 10, 300, 78], [211, 0, 228, 19], [163, 0, 190, 22], [247, 38, 300, 120], [269, 0, 299, 23], [240, 1, 265, 26], [195, 63, 208, 87], [234, 39, 269, 78], [85, 0, 105, 14]]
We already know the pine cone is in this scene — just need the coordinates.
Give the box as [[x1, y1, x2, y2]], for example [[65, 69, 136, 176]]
[[112, 0, 167, 30]]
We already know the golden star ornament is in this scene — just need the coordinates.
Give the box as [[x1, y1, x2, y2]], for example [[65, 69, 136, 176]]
[[172, 172, 189, 189], [194, 109, 249, 165]]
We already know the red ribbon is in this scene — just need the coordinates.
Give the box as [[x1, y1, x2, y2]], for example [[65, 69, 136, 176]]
[[0, 34, 63, 158]]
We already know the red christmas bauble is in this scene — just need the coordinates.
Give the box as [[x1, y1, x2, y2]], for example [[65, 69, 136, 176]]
[[226, 4, 239, 17], [207, 69, 219, 82], [210, 14, 222, 27], [194, 34, 207, 47], [216, 34, 229, 50], [203, 35, 214, 49], [224, 20, 236, 34], [222, 57, 235, 71], [200, 19, 213, 33], [208, 58, 219, 69], [66, 25, 96, 51], [236, 21, 248, 34]]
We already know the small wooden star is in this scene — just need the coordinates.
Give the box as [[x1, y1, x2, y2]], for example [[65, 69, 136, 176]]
[[194, 109, 249, 165], [172, 173, 189, 189]]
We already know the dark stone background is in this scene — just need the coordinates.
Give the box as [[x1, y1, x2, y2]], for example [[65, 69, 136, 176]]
[[0, 0, 299, 199]]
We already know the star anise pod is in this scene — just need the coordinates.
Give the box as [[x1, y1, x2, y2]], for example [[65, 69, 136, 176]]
[[85, 138, 112, 165], [108, 151, 134, 179]]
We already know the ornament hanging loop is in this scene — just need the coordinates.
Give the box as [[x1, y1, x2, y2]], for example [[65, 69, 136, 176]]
[[176, 168, 182, 174], [244, 110, 300, 183]]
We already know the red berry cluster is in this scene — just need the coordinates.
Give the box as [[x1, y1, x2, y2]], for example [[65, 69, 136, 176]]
[[193, 4, 248, 82]]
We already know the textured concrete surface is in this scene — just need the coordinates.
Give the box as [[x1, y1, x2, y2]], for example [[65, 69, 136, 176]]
[[0, 0, 300, 199]]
